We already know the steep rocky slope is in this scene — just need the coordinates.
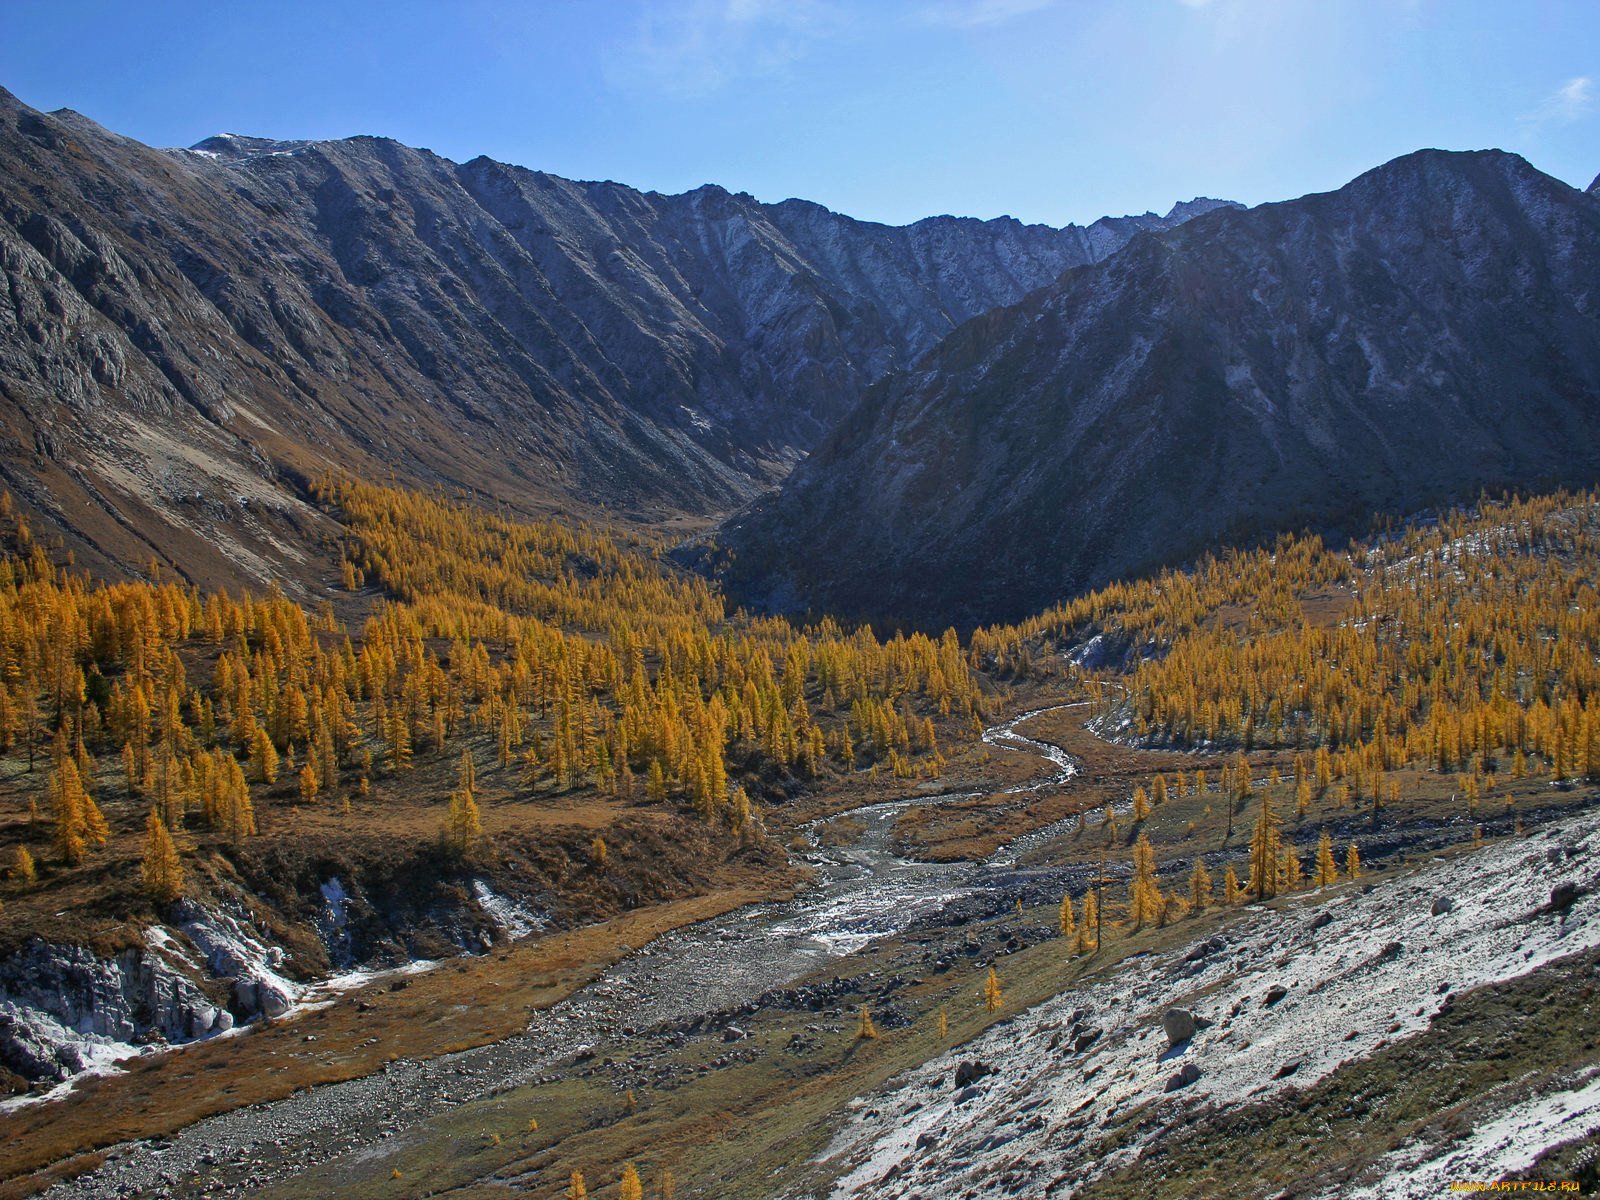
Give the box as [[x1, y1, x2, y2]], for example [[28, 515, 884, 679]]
[[0, 85, 1230, 589], [817, 810, 1600, 1199], [719, 150, 1600, 630]]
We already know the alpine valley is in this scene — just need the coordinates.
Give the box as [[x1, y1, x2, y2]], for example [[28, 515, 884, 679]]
[[2, 81, 1600, 1200]]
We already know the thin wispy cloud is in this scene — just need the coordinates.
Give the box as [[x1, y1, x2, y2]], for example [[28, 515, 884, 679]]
[[604, 0, 843, 99], [917, 0, 1056, 29], [1521, 74, 1594, 130]]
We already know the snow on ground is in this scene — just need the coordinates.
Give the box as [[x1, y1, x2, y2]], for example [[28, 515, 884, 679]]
[[1332, 1071, 1600, 1199], [816, 806, 1600, 1199], [142, 925, 201, 972], [317, 958, 437, 995], [471, 880, 548, 940], [0, 1011, 148, 1115]]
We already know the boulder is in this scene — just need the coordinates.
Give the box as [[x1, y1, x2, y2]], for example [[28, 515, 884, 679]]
[[188, 1006, 217, 1038], [1263, 984, 1289, 1007], [257, 981, 293, 1019], [1164, 1063, 1201, 1091], [953, 1060, 992, 1088], [1550, 882, 1580, 914], [1430, 895, 1455, 916], [1162, 1008, 1198, 1046]]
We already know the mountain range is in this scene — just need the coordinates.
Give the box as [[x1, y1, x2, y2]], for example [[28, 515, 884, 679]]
[[719, 148, 1600, 628], [0, 85, 1229, 592], [4, 84, 1600, 630]]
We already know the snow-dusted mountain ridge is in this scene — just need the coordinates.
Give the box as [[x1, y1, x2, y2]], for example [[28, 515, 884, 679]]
[[720, 148, 1600, 629], [0, 84, 1233, 587]]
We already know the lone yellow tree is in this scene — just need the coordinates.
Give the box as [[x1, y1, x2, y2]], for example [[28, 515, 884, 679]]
[[1314, 829, 1339, 886], [856, 1004, 880, 1040], [566, 1170, 587, 1200], [444, 786, 482, 856], [1189, 857, 1213, 910], [1129, 832, 1162, 929], [1249, 788, 1282, 900], [1223, 863, 1245, 904], [982, 966, 1003, 1012], [1058, 891, 1076, 943], [619, 1164, 643, 1200], [141, 808, 184, 904], [1346, 841, 1362, 879], [1077, 888, 1099, 952], [298, 761, 318, 805], [1131, 785, 1151, 822]]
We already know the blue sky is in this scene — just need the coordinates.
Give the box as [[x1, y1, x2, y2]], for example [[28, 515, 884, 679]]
[[2, 0, 1595, 228]]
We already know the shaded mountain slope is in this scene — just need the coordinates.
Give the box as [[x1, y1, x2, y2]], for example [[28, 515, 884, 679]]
[[718, 149, 1600, 630], [0, 85, 1230, 589]]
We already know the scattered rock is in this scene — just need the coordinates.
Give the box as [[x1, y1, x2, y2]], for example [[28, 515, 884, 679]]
[[1430, 895, 1455, 916], [1184, 936, 1226, 963], [1550, 882, 1580, 914], [1164, 1063, 1201, 1092], [1162, 1008, 1198, 1047], [721, 1025, 747, 1043], [1263, 984, 1289, 1007], [1073, 1028, 1102, 1053], [1274, 1059, 1302, 1079], [1308, 911, 1334, 931], [954, 1085, 983, 1105], [953, 1060, 992, 1088], [915, 1131, 939, 1151]]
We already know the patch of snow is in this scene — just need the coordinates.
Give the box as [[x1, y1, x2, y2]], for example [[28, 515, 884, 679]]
[[143, 925, 201, 972], [471, 880, 547, 940], [318, 958, 438, 995], [0, 1014, 144, 1114], [1333, 1071, 1600, 1199], [175, 902, 302, 1019]]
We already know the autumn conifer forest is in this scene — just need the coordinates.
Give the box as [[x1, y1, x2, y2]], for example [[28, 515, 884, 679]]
[[7, 473, 1600, 1195]]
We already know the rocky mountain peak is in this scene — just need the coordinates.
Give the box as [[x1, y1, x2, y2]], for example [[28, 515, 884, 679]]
[[717, 147, 1600, 630]]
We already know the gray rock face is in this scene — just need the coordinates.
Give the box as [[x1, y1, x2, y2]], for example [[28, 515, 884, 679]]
[[720, 149, 1600, 630], [0, 87, 1232, 588], [0, 939, 215, 1082]]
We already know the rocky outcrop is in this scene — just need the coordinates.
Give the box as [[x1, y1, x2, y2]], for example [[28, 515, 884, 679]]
[[0, 939, 220, 1084], [719, 149, 1600, 630]]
